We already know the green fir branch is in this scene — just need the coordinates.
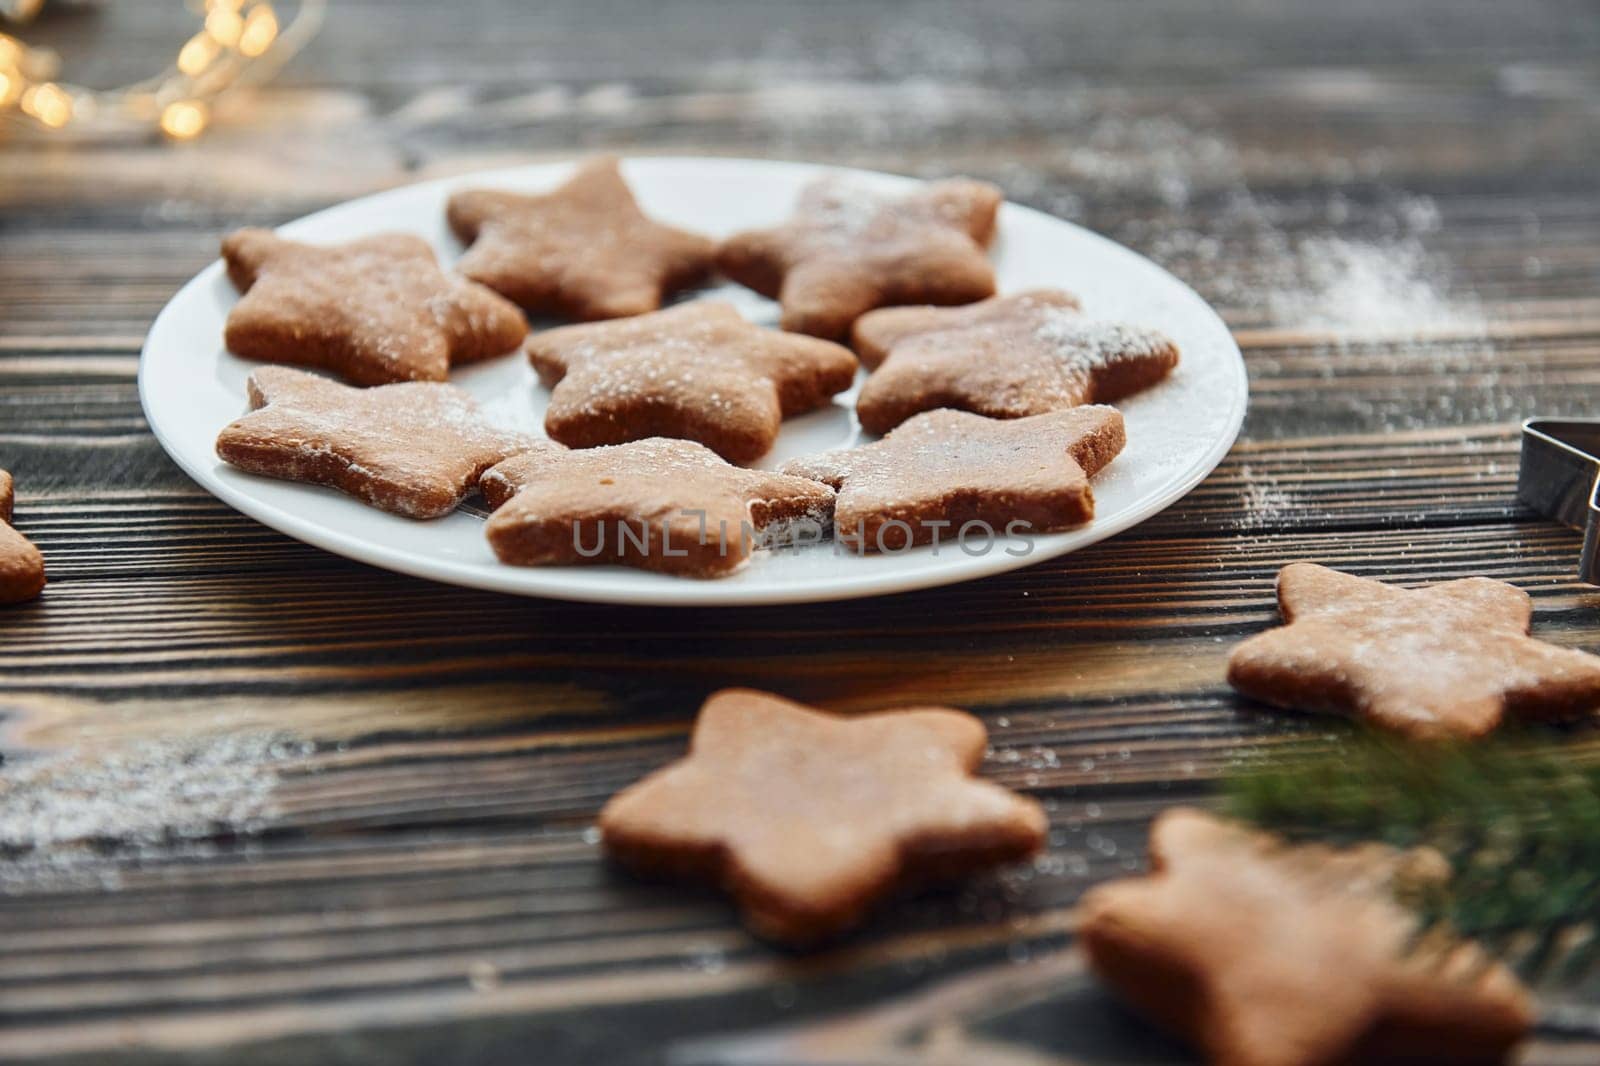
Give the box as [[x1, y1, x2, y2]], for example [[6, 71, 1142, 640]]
[[1223, 736, 1600, 984]]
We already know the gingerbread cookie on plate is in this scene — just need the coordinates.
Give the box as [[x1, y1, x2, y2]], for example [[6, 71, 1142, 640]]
[[447, 156, 716, 321], [1228, 563, 1600, 739], [0, 469, 45, 604], [718, 176, 1002, 340], [217, 367, 544, 519], [853, 291, 1179, 435], [1081, 808, 1532, 1066], [480, 439, 835, 578], [528, 301, 857, 462], [782, 406, 1125, 552], [600, 688, 1046, 944], [222, 229, 526, 386]]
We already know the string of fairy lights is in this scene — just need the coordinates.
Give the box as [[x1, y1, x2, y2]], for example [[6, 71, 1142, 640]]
[[0, 0, 324, 140]]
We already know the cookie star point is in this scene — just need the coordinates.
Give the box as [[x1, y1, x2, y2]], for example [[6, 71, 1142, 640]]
[[447, 156, 716, 321], [529, 301, 857, 462], [1230, 564, 1600, 738], [216, 366, 543, 519], [222, 228, 527, 386], [719, 176, 1003, 340], [599, 689, 1045, 943], [1081, 808, 1532, 1066]]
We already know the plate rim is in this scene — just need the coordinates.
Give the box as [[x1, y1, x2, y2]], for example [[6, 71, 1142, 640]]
[[138, 154, 1248, 607]]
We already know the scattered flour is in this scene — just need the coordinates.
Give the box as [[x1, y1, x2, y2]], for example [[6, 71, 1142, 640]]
[[1111, 146, 1485, 345], [1237, 464, 1295, 531], [744, 75, 1486, 354], [0, 731, 311, 890], [1265, 235, 1485, 337]]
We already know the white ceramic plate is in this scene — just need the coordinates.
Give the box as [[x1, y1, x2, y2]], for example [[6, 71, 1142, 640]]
[[140, 157, 1247, 606]]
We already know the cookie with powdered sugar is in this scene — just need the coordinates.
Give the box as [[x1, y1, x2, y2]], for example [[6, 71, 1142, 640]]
[[480, 439, 835, 578], [1081, 808, 1532, 1065], [852, 291, 1178, 435], [0, 469, 45, 604], [600, 689, 1046, 944], [216, 367, 548, 519], [782, 406, 1125, 552], [718, 176, 1002, 340], [222, 229, 527, 386], [1228, 563, 1600, 739], [527, 301, 857, 463], [448, 156, 716, 321]]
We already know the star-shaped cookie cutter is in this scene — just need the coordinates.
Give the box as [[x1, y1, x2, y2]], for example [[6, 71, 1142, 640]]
[[1518, 418, 1600, 584]]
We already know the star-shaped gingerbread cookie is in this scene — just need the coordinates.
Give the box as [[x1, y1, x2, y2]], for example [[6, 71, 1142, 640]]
[[447, 156, 716, 321], [527, 301, 858, 462], [600, 689, 1046, 943], [1228, 563, 1600, 739], [222, 229, 527, 386], [718, 176, 1003, 339], [217, 367, 545, 519], [782, 406, 1125, 551], [852, 291, 1180, 435], [1080, 808, 1532, 1066], [0, 469, 45, 604], [480, 439, 836, 578]]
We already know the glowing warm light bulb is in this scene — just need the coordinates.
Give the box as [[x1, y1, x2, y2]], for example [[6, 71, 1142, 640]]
[[205, 7, 244, 47], [21, 81, 72, 127], [238, 6, 279, 58], [178, 32, 221, 76], [160, 99, 209, 139], [0, 35, 21, 69], [0, 71, 19, 108]]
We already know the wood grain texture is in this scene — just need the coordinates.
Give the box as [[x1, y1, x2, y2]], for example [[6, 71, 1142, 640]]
[[3, 0, 1600, 1062]]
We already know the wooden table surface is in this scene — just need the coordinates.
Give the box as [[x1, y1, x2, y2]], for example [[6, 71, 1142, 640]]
[[4, 1, 1600, 1062]]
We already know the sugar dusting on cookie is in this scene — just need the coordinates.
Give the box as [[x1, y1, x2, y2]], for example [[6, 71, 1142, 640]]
[[799, 180, 887, 240], [218, 368, 543, 519], [1032, 310, 1176, 379], [720, 176, 999, 338], [222, 229, 527, 385], [531, 302, 856, 461]]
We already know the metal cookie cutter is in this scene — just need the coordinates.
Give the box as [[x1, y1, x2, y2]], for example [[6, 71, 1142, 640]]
[[1518, 418, 1600, 585]]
